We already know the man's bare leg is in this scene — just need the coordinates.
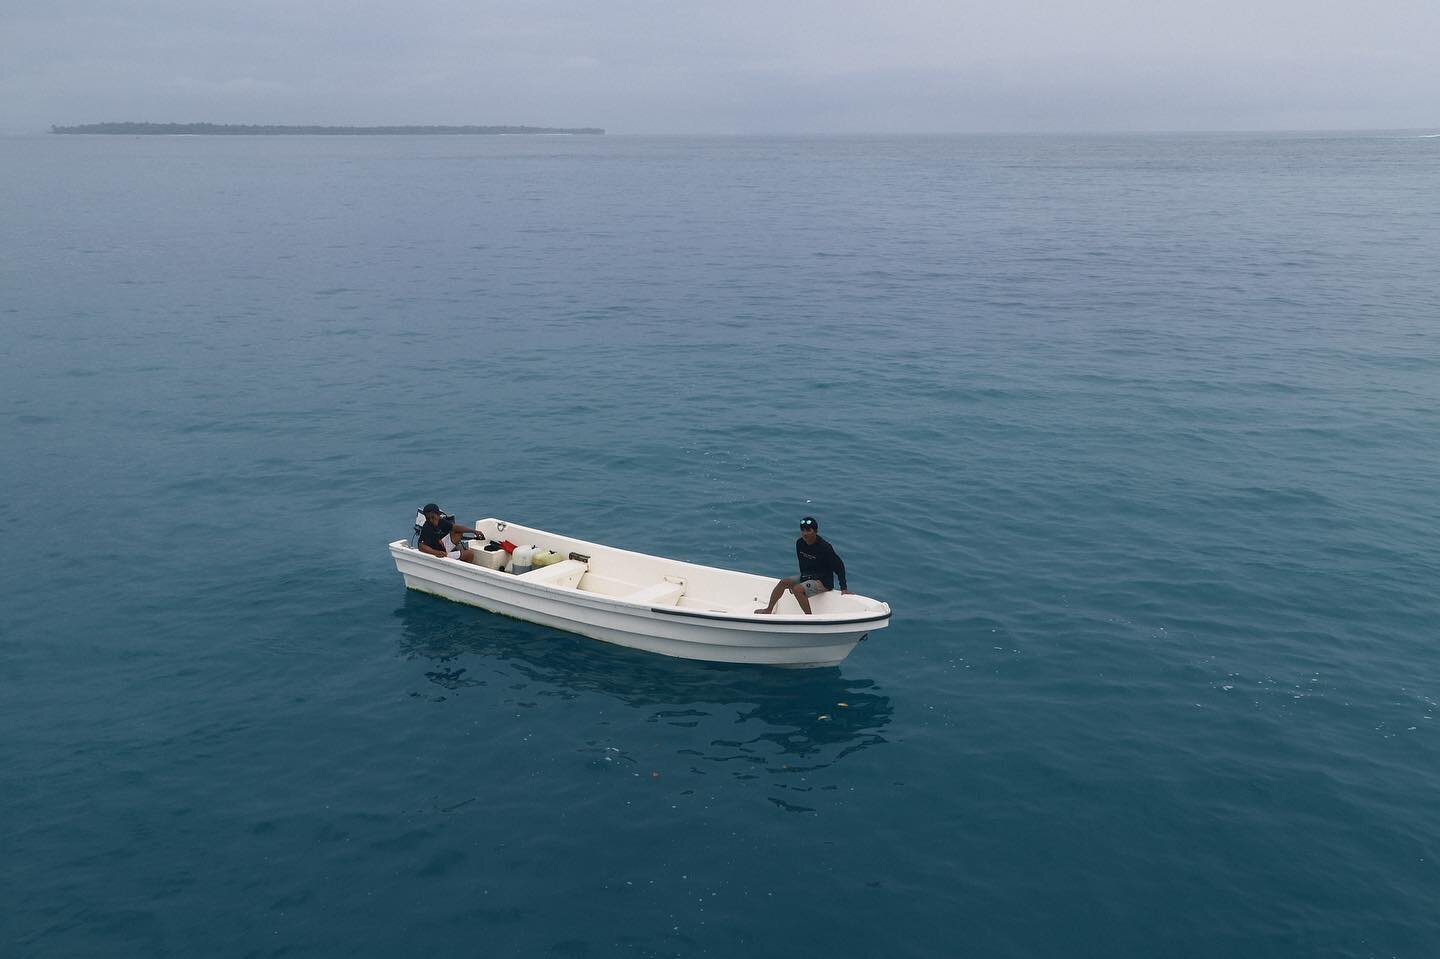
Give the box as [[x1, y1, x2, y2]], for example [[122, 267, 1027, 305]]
[[794, 585, 813, 615], [755, 578, 796, 614]]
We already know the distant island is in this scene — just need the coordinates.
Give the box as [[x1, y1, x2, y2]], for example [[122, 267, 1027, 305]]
[[51, 122, 604, 136]]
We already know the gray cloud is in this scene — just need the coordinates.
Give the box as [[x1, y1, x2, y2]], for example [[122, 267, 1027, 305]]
[[3, 1, 1436, 133]]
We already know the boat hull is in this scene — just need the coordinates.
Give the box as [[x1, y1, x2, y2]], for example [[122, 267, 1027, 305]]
[[389, 522, 889, 667]]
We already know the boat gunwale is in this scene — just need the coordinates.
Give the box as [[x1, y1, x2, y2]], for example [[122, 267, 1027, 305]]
[[647, 605, 889, 626]]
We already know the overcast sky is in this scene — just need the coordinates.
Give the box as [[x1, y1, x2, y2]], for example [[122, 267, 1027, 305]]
[[3, 0, 1436, 134]]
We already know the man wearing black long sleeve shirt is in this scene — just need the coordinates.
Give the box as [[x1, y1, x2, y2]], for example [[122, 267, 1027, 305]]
[[416, 503, 481, 564], [755, 516, 850, 615]]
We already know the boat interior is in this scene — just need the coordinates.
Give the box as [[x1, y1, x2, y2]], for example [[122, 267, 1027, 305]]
[[441, 519, 883, 618]]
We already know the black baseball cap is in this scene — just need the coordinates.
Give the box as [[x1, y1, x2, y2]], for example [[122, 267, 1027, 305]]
[[799, 516, 818, 529], [422, 503, 441, 514]]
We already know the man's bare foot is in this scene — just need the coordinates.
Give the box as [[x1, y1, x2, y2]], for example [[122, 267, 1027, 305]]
[[754, 608, 771, 614]]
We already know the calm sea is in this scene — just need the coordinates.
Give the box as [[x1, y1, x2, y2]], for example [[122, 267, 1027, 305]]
[[2, 132, 1437, 958]]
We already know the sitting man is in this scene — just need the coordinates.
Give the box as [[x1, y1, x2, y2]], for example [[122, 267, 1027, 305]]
[[416, 503, 482, 564], [755, 516, 851, 615]]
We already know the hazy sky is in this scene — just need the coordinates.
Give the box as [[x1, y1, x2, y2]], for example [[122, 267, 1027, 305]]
[[3, 0, 1436, 134]]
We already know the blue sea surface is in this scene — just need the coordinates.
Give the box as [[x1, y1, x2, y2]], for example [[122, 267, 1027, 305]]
[[2, 132, 1438, 958]]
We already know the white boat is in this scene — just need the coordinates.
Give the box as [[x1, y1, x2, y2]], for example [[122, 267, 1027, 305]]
[[389, 518, 891, 667]]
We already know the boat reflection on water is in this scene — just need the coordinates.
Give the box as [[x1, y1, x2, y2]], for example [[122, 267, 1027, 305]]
[[394, 594, 892, 808]]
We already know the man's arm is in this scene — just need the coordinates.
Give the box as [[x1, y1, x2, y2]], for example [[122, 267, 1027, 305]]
[[418, 520, 462, 556], [828, 542, 849, 592]]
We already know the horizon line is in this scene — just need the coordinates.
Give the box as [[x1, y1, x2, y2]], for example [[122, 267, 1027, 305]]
[[12, 123, 1440, 138]]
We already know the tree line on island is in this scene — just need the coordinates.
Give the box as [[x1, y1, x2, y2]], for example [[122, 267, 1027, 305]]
[[51, 122, 604, 136]]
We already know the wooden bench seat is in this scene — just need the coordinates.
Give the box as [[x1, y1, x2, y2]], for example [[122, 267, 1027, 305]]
[[517, 559, 588, 589], [622, 581, 686, 607]]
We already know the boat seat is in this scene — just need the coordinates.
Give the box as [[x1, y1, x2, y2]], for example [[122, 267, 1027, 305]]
[[517, 559, 587, 589], [623, 581, 686, 607]]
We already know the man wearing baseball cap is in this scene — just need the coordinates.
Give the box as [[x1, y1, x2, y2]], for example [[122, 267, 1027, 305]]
[[755, 516, 850, 615], [416, 504, 482, 564]]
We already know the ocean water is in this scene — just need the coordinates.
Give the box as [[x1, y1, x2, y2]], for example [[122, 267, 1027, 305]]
[[2, 132, 1438, 958]]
